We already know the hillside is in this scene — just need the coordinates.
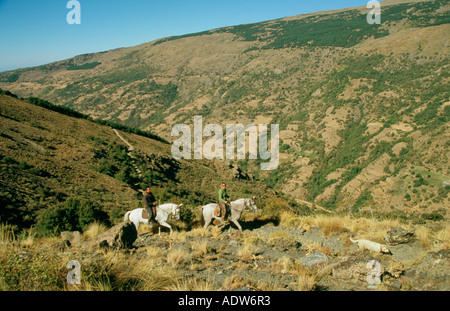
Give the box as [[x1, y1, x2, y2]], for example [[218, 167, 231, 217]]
[[0, 0, 449, 219], [0, 93, 273, 234]]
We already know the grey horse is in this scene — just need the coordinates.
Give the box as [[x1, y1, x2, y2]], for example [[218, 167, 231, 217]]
[[201, 197, 258, 231]]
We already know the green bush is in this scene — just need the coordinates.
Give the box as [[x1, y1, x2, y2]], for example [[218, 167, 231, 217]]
[[0, 250, 66, 290], [67, 62, 101, 70], [1, 156, 15, 164], [421, 212, 444, 221], [35, 198, 110, 236]]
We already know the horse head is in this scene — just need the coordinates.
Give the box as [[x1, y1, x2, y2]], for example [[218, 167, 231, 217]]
[[173, 203, 182, 220], [249, 196, 258, 214]]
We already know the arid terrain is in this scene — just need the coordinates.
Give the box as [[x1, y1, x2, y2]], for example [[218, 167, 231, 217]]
[[0, 0, 449, 292], [1, 0, 448, 217], [2, 210, 449, 291]]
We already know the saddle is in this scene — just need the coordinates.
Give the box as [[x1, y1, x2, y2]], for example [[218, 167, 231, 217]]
[[142, 209, 150, 219], [215, 202, 228, 218], [142, 208, 156, 220]]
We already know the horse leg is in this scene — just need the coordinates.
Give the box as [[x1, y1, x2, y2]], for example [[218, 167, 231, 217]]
[[203, 212, 211, 229], [159, 222, 172, 236], [133, 221, 140, 232], [231, 217, 242, 232], [165, 223, 172, 235]]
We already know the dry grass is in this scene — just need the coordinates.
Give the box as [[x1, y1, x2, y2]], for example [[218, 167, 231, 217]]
[[279, 211, 303, 227], [223, 275, 246, 290], [0, 223, 16, 265], [189, 227, 212, 238], [348, 219, 369, 233], [169, 277, 218, 291], [415, 226, 431, 249], [142, 245, 163, 258], [297, 214, 350, 237], [312, 215, 349, 237], [297, 214, 408, 238], [190, 239, 210, 258], [0, 223, 16, 245], [268, 256, 318, 291], [19, 227, 36, 248], [237, 244, 259, 261], [243, 234, 264, 245], [222, 274, 285, 291], [435, 225, 450, 242], [296, 272, 318, 291], [71, 251, 180, 291], [167, 247, 190, 267], [210, 226, 223, 239], [268, 231, 298, 248], [83, 222, 108, 240], [168, 231, 188, 243]]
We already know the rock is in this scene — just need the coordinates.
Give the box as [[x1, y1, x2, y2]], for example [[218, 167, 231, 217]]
[[61, 231, 81, 246], [403, 249, 450, 290], [385, 227, 415, 245], [229, 240, 239, 247], [54, 240, 71, 251], [90, 221, 137, 249], [332, 254, 384, 285], [297, 226, 307, 234], [392, 279, 403, 290], [299, 252, 328, 267]]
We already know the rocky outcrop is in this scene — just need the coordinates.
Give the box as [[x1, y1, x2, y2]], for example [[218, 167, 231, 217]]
[[385, 227, 415, 245], [331, 254, 383, 285], [60, 231, 81, 246], [299, 252, 328, 267], [89, 221, 137, 249], [403, 249, 450, 290]]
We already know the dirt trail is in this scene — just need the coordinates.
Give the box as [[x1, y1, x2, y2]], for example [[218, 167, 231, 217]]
[[296, 199, 332, 214], [113, 128, 142, 178], [113, 129, 134, 151]]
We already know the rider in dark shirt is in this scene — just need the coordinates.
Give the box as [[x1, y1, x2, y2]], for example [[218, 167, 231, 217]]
[[143, 187, 157, 221]]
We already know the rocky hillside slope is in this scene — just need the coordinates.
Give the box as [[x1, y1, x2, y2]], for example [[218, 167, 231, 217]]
[[0, 93, 273, 233], [0, 0, 449, 218], [2, 212, 448, 291]]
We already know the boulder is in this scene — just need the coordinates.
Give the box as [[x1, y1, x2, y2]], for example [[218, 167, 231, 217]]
[[403, 249, 450, 290], [61, 231, 81, 246], [384, 227, 415, 245], [332, 254, 384, 284], [299, 252, 328, 267], [90, 221, 137, 249]]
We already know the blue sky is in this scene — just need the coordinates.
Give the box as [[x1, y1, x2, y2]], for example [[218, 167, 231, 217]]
[[0, 0, 371, 72]]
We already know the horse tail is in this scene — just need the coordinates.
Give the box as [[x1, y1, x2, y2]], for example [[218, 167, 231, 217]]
[[200, 206, 205, 226], [124, 211, 131, 222]]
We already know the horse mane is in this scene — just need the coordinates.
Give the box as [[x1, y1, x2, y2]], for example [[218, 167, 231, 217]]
[[232, 198, 246, 203]]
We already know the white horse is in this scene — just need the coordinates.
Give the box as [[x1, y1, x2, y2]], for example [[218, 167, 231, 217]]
[[201, 197, 258, 231], [124, 203, 182, 236]]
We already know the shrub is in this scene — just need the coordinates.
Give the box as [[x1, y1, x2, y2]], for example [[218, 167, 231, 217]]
[[35, 198, 110, 236], [67, 62, 101, 70], [0, 250, 66, 290], [263, 195, 291, 215], [421, 212, 444, 221]]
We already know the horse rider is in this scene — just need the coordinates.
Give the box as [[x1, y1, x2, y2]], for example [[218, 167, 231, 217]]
[[143, 187, 157, 222], [218, 182, 231, 222]]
